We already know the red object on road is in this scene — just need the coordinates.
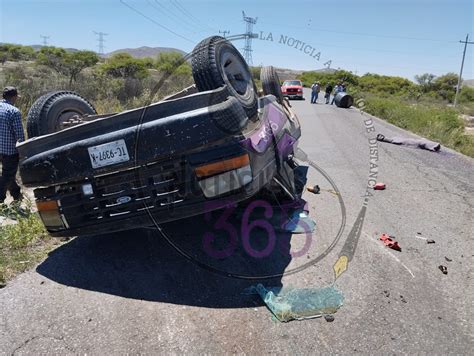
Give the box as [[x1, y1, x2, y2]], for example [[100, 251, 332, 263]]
[[379, 233, 401, 251], [374, 183, 386, 190]]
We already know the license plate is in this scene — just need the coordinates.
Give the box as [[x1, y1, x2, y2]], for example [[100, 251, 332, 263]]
[[88, 140, 130, 169]]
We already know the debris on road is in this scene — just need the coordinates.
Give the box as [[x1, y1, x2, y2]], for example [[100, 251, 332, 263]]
[[438, 265, 448, 275], [445, 257, 452, 262], [278, 203, 316, 234], [377, 133, 441, 152], [245, 284, 344, 322], [380, 233, 402, 251], [373, 182, 386, 190], [307, 185, 321, 194], [324, 315, 335, 322]]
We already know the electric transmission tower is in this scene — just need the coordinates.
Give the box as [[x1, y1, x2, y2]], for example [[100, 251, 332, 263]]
[[93, 31, 108, 55], [242, 11, 257, 65], [219, 30, 230, 38], [40, 35, 50, 46]]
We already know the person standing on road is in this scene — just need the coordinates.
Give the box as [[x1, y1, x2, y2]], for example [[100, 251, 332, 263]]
[[331, 82, 343, 105], [0, 87, 25, 205], [310, 82, 321, 104], [324, 83, 333, 104]]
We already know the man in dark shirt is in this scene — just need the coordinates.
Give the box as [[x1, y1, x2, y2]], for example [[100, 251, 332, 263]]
[[0, 87, 25, 204], [324, 84, 333, 104]]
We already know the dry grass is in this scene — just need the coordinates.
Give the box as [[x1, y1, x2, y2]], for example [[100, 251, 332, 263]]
[[0, 204, 63, 287]]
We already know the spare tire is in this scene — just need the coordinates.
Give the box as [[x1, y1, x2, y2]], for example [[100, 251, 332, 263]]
[[27, 91, 96, 138], [261, 66, 283, 104], [334, 92, 354, 108], [191, 36, 258, 119]]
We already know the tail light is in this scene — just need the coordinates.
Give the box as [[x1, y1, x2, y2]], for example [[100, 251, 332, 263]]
[[194, 154, 252, 197], [37, 200, 66, 231]]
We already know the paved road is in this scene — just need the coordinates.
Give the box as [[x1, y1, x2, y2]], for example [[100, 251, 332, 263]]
[[1, 89, 472, 354]]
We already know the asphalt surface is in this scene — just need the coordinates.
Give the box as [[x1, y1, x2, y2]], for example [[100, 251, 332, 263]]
[[1, 88, 473, 354]]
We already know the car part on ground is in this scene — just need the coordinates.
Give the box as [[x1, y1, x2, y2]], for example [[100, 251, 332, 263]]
[[191, 36, 258, 120], [261, 66, 284, 104], [26, 91, 97, 138], [334, 92, 354, 108]]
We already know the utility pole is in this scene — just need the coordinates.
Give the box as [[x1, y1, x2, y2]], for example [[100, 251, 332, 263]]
[[242, 11, 258, 65], [219, 30, 230, 38], [40, 35, 50, 46], [454, 33, 473, 107], [93, 31, 108, 55]]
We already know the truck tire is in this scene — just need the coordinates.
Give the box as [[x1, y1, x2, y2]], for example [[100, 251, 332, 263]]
[[261, 66, 283, 104], [27, 91, 96, 138], [191, 36, 258, 119], [334, 92, 354, 108]]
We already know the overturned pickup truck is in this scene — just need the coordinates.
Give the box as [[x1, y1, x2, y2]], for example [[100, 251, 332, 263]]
[[18, 36, 302, 237]]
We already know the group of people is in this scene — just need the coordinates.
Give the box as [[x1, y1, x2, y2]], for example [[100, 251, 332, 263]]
[[311, 81, 346, 105]]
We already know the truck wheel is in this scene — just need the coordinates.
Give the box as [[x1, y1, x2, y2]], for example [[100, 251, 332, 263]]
[[261, 66, 283, 104], [27, 91, 96, 138], [191, 36, 258, 119]]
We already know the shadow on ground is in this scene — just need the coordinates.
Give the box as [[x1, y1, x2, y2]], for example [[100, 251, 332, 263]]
[[36, 208, 294, 308]]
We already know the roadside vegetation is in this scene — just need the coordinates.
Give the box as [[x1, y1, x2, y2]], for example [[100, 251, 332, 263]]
[[299, 69, 474, 157], [0, 203, 56, 287], [0, 43, 194, 119], [0, 43, 194, 286]]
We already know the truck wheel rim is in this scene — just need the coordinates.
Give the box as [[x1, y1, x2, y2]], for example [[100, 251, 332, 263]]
[[221, 51, 251, 96]]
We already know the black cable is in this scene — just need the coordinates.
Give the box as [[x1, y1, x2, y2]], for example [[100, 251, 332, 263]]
[[120, 0, 195, 44]]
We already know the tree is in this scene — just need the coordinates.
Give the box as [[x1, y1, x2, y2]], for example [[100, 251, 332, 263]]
[[36, 47, 68, 73], [358, 73, 416, 96], [433, 73, 459, 102], [142, 57, 155, 69], [155, 52, 190, 76], [414, 73, 436, 92], [64, 51, 99, 85], [100, 53, 149, 79], [459, 86, 474, 104], [250, 66, 261, 81], [0, 44, 36, 63], [36, 47, 99, 85]]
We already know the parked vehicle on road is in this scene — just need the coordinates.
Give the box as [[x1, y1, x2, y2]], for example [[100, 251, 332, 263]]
[[281, 80, 304, 100], [18, 37, 301, 237]]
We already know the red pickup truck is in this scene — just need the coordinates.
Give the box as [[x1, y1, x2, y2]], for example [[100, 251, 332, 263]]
[[281, 80, 304, 100]]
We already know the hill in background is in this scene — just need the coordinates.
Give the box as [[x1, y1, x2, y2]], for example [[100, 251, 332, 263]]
[[104, 46, 186, 58], [464, 79, 474, 88], [275, 67, 336, 81]]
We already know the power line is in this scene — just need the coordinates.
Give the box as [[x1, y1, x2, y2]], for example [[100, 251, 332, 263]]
[[219, 30, 230, 38], [169, 0, 217, 33], [40, 35, 50, 46], [258, 20, 458, 44], [93, 31, 108, 55], [148, 0, 201, 35], [242, 11, 258, 65], [119, 0, 194, 44], [454, 33, 474, 107]]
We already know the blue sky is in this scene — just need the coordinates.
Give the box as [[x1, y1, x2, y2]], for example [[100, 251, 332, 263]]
[[1, 0, 473, 80]]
